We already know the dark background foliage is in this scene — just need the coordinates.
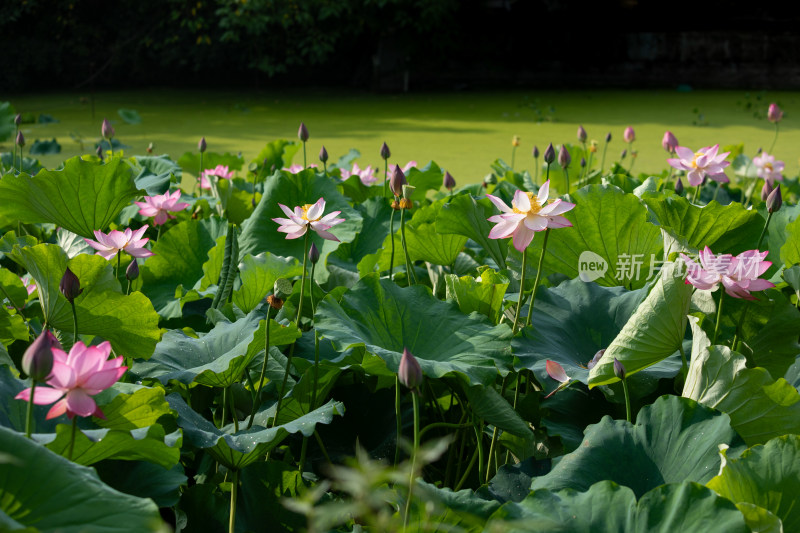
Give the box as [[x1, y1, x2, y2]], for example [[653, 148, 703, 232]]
[[3, 0, 800, 92]]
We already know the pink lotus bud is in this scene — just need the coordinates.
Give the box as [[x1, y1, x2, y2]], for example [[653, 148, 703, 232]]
[[545, 360, 569, 383], [298, 122, 309, 142], [319, 146, 328, 163], [101, 118, 115, 140], [543, 143, 556, 164], [398, 348, 423, 390], [767, 103, 784, 123], [126, 260, 139, 281], [620, 149, 627, 160], [675, 176, 684, 195], [613, 357, 627, 380], [14, 113, 22, 126], [623, 127, 635, 144], [308, 242, 320, 264], [558, 145, 571, 169], [390, 164, 407, 197], [761, 180, 774, 202], [532, 146, 540, 158], [96, 145, 104, 160], [580, 157, 586, 168], [380, 141, 391, 160], [15, 131, 24, 147], [767, 185, 782, 214], [605, 132, 612, 143], [59, 267, 83, 303], [662, 131, 678, 153], [22, 330, 59, 381], [587, 349, 605, 370], [577, 125, 588, 143], [443, 171, 456, 190], [198, 137, 207, 153]]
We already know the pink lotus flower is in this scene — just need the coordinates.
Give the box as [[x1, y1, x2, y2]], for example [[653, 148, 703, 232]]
[[767, 103, 783, 123], [272, 197, 345, 241], [667, 144, 730, 186], [623, 126, 635, 143], [283, 164, 318, 174], [21, 276, 36, 296], [134, 190, 190, 226], [341, 163, 377, 186], [15, 340, 127, 419], [199, 165, 234, 190], [679, 247, 775, 300], [752, 152, 785, 185], [662, 131, 679, 153], [545, 360, 569, 383], [486, 180, 575, 252], [85, 226, 155, 260]]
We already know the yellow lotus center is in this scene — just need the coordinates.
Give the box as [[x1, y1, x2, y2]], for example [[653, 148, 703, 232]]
[[300, 204, 321, 222], [690, 152, 704, 168], [764, 162, 773, 171], [512, 192, 542, 215]]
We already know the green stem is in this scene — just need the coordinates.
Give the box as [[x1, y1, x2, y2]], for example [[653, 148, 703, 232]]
[[384, 160, 389, 199], [309, 261, 320, 410], [486, 374, 509, 483], [68, 417, 78, 461], [564, 167, 570, 194], [769, 123, 779, 154], [302, 141, 307, 169], [400, 208, 416, 285], [545, 162, 551, 184], [475, 420, 485, 486], [156, 224, 162, 242], [418, 421, 472, 442], [221, 387, 228, 429], [622, 379, 631, 424], [247, 307, 272, 429], [731, 306, 750, 352], [115, 252, 120, 282], [126, 279, 131, 296], [70, 300, 78, 346], [512, 248, 528, 334], [756, 211, 773, 251], [229, 469, 238, 533], [744, 178, 760, 209], [679, 342, 688, 382], [389, 208, 397, 278], [711, 182, 721, 203], [228, 386, 239, 433], [713, 290, 725, 345], [402, 392, 420, 530], [580, 142, 587, 180], [25, 381, 36, 439], [533, 157, 539, 185], [525, 229, 550, 328], [511, 146, 516, 171], [454, 446, 479, 491], [394, 375, 402, 466], [600, 142, 608, 173], [692, 184, 701, 204]]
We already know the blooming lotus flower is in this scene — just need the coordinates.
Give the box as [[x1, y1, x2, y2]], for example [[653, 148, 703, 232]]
[[134, 190, 190, 225], [15, 340, 127, 419], [680, 246, 775, 300], [767, 103, 783, 123], [667, 144, 730, 186], [752, 152, 784, 185], [282, 164, 317, 174], [200, 165, 234, 189], [341, 163, 377, 186], [272, 197, 345, 241], [486, 180, 576, 251], [85, 226, 155, 260]]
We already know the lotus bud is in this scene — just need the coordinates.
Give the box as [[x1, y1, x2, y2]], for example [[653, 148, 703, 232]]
[[22, 330, 58, 382], [59, 267, 83, 303], [613, 357, 626, 380], [580, 157, 586, 168], [96, 145, 104, 160], [390, 165, 407, 196], [308, 242, 320, 265], [380, 141, 391, 160], [512, 135, 520, 147], [767, 102, 784, 123], [623, 126, 635, 143], [532, 146, 540, 159], [14, 113, 22, 126], [558, 145, 571, 169], [756, 147, 762, 155], [577, 125, 587, 143], [443, 171, 456, 191], [126, 260, 139, 281], [198, 137, 207, 153], [587, 349, 605, 370], [662, 131, 679, 153], [319, 146, 328, 163], [675, 177, 684, 195], [767, 185, 782, 214], [15, 130, 25, 148], [543, 143, 556, 164], [101, 118, 115, 140], [605, 132, 612, 143], [298, 122, 309, 142], [761, 180, 774, 202], [398, 347, 423, 390], [273, 278, 293, 301], [620, 149, 627, 160]]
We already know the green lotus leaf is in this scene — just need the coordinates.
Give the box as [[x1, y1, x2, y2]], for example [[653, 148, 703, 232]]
[[0, 306, 27, 347], [238, 169, 363, 283], [232, 253, 303, 314], [464, 383, 532, 439], [414, 480, 501, 530], [95, 461, 187, 509], [642, 192, 765, 255], [436, 194, 508, 270], [248, 139, 299, 174], [0, 102, 15, 142], [0, 268, 29, 311], [734, 291, 800, 378], [0, 426, 164, 532], [588, 263, 692, 388], [445, 267, 510, 325], [683, 317, 800, 445], [315, 275, 513, 386], [92, 385, 176, 431], [328, 197, 393, 276], [489, 480, 748, 533], [531, 395, 745, 497], [707, 435, 800, 532], [167, 393, 344, 469], [130, 155, 181, 196], [9, 244, 161, 359], [178, 151, 244, 178], [29, 138, 61, 155], [35, 423, 181, 469], [0, 157, 140, 238], [140, 217, 227, 318], [782, 215, 800, 268], [734, 503, 784, 533]]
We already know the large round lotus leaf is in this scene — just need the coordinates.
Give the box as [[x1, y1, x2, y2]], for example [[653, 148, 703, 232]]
[[531, 395, 745, 497], [0, 426, 164, 532], [0, 157, 140, 238], [489, 481, 747, 533], [315, 274, 513, 385], [708, 435, 800, 532]]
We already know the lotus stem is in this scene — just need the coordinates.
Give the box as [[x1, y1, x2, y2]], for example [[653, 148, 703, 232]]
[[622, 379, 632, 424], [525, 228, 550, 328], [486, 374, 509, 482], [229, 469, 238, 533], [744, 178, 760, 209], [512, 248, 528, 335], [511, 146, 516, 171], [400, 207, 416, 285], [384, 160, 389, 199], [600, 143, 608, 174], [713, 290, 725, 345], [25, 382, 36, 439], [402, 392, 420, 529], [68, 417, 78, 461], [300, 261, 322, 473], [756, 212, 773, 251], [769, 123, 779, 154], [564, 167, 570, 194], [389, 209, 397, 279], [70, 300, 78, 346], [454, 445, 479, 491], [302, 141, 307, 169], [394, 376, 402, 466]]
